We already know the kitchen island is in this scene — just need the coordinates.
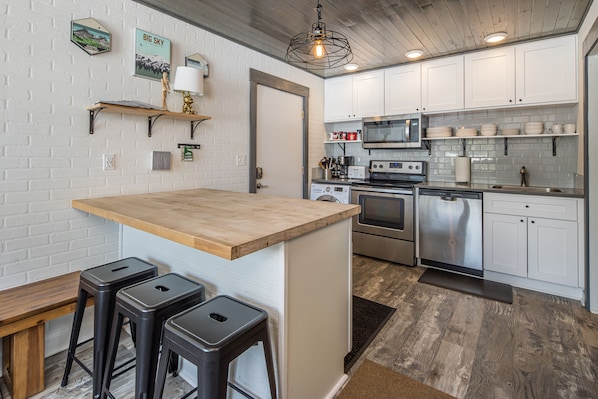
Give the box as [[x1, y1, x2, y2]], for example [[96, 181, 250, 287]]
[[72, 188, 360, 399]]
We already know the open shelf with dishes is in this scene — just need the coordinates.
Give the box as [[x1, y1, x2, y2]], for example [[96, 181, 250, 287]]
[[87, 102, 212, 139], [422, 132, 579, 156]]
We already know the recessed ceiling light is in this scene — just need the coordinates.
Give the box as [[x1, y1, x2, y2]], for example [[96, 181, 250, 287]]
[[484, 32, 508, 43], [405, 50, 423, 59], [344, 63, 359, 71]]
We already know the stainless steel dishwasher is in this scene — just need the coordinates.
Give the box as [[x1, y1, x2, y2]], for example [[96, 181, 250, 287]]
[[418, 189, 483, 277]]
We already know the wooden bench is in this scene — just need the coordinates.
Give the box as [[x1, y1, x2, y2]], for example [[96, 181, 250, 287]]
[[0, 271, 93, 399]]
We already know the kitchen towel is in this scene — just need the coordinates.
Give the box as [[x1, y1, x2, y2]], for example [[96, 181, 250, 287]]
[[455, 156, 471, 183]]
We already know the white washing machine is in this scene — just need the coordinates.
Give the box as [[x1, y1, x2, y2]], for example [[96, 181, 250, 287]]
[[309, 183, 350, 204]]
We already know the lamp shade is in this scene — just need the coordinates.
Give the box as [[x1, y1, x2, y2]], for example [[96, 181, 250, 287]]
[[173, 66, 204, 95]]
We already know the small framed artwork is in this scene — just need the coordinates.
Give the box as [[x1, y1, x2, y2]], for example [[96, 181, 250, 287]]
[[71, 18, 111, 55], [134, 28, 171, 81], [186, 53, 209, 78]]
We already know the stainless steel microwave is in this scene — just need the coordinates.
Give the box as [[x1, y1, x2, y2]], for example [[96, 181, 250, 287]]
[[362, 113, 428, 149]]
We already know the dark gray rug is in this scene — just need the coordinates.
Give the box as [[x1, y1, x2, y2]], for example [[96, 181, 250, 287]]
[[418, 268, 513, 304], [344, 296, 396, 372]]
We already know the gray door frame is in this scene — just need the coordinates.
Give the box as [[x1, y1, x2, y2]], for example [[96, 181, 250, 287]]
[[249, 69, 310, 197]]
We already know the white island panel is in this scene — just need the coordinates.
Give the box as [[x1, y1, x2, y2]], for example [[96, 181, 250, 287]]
[[121, 218, 352, 399]]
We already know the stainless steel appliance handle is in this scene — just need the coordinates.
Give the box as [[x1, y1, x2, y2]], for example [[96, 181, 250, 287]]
[[352, 186, 413, 195]]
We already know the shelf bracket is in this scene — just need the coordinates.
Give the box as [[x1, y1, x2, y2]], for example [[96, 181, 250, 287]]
[[504, 138, 509, 156], [336, 142, 346, 155], [423, 140, 431, 156], [462, 139, 467, 156], [552, 137, 558, 156], [190, 120, 205, 140], [147, 114, 165, 137], [88, 107, 106, 134]]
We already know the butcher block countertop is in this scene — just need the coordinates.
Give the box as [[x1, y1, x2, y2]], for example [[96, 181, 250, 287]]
[[72, 188, 360, 260]]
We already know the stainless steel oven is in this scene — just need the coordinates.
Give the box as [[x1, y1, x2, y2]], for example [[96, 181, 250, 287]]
[[351, 160, 426, 266]]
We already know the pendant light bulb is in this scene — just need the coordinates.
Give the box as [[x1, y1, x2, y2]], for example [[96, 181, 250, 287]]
[[314, 40, 324, 58]]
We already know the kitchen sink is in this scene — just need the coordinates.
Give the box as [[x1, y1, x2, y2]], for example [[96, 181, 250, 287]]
[[491, 185, 563, 193]]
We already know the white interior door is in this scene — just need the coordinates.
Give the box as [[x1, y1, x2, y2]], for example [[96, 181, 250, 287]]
[[256, 84, 304, 198]]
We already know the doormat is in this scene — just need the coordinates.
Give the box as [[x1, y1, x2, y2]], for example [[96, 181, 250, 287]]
[[344, 296, 395, 372], [337, 359, 457, 399], [418, 268, 513, 304]]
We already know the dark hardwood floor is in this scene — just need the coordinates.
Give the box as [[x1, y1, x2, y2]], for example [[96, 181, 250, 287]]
[[350, 255, 598, 399], [2, 255, 597, 398]]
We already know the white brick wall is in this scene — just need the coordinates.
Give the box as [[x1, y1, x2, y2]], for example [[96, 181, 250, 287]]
[[0, 0, 326, 289]]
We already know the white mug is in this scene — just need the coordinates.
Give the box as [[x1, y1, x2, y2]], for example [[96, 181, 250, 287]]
[[548, 124, 563, 134], [564, 123, 576, 134]]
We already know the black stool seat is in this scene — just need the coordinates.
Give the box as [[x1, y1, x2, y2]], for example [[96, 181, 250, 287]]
[[101, 273, 205, 399], [61, 257, 158, 398], [153, 295, 277, 399]]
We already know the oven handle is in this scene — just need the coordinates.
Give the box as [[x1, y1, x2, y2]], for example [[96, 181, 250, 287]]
[[351, 186, 413, 195]]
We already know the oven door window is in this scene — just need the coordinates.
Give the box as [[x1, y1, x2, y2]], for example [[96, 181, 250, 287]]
[[358, 194, 405, 230]]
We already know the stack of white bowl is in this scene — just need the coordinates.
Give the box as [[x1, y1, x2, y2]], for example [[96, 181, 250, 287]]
[[454, 127, 478, 137], [501, 128, 520, 135], [480, 124, 497, 136], [524, 121, 544, 135], [426, 126, 453, 138]]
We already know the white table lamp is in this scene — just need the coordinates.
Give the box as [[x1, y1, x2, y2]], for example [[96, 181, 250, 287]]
[[173, 66, 204, 114]]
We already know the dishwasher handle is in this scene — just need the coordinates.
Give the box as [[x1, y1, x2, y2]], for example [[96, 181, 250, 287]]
[[419, 189, 482, 201]]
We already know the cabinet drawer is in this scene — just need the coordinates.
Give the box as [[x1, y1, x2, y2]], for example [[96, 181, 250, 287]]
[[484, 193, 577, 221]]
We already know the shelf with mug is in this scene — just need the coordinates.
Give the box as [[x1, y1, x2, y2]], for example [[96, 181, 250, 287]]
[[422, 132, 578, 157], [324, 139, 362, 156]]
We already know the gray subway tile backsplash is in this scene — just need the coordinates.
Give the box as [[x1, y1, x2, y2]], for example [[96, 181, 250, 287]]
[[326, 104, 579, 188]]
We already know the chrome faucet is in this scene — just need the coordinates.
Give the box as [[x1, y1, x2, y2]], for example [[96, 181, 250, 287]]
[[520, 166, 529, 187]]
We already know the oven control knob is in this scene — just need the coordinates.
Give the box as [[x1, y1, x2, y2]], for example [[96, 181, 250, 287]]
[[409, 165, 413, 169], [415, 165, 420, 170]]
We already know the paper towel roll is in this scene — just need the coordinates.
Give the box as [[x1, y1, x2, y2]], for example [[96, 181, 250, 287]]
[[455, 157, 471, 183]]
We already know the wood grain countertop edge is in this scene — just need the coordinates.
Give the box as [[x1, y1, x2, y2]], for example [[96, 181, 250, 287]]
[[72, 190, 360, 261]]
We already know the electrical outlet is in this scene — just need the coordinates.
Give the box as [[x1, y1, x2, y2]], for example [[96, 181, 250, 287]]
[[103, 154, 115, 170], [236, 154, 247, 166]]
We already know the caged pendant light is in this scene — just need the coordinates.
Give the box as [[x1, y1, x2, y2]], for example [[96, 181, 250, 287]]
[[285, 0, 353, 70]]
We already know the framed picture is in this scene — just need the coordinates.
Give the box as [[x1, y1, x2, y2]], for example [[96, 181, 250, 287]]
[[134, 28, 171, 81], [71, 18, 111, 55], [186, 53, 209, 78]]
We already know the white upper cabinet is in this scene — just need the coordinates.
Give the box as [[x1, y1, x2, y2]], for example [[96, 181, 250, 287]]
[[384, 64, 421, 115], [324, 76, 354, 122], [465, 47, 516, 108], [324, 71, 384, 122], [421, 55, 464, 113], [515, 35, 577, 105]]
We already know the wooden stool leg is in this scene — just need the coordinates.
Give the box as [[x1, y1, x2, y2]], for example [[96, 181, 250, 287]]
[[7, 324, 45, 399]]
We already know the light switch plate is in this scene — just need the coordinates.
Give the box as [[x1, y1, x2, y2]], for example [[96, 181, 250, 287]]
[[152, 151, 171, 170]]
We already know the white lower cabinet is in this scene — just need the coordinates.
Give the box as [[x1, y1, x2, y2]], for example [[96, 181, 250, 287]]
[[483, 193, 581, 291]]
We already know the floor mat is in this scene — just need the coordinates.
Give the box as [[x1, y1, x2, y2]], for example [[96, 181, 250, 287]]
[[337, 359, 457, 399], [418, 268, 513, 304], [344, 296, 396, 372]]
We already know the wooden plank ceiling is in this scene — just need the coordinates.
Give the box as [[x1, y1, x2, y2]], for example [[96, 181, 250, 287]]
[[133, 0, 593, 78]]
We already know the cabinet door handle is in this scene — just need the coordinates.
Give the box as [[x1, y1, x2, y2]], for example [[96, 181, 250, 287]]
[[520, 219, 525, 223], [525, 205, 529, 208], [531, 220, 535, 224]]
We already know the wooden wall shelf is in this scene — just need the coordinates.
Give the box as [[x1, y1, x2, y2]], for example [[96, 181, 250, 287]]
[[87, 102, 212, 139]]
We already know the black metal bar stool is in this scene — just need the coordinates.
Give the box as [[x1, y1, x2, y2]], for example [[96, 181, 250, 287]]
[[100, 273, 205, 399], [61, 257, 158, 398], [153, 295, 277, 399]]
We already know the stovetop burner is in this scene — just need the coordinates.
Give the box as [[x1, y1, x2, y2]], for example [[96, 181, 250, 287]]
[[356, 160, 427, 188]]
